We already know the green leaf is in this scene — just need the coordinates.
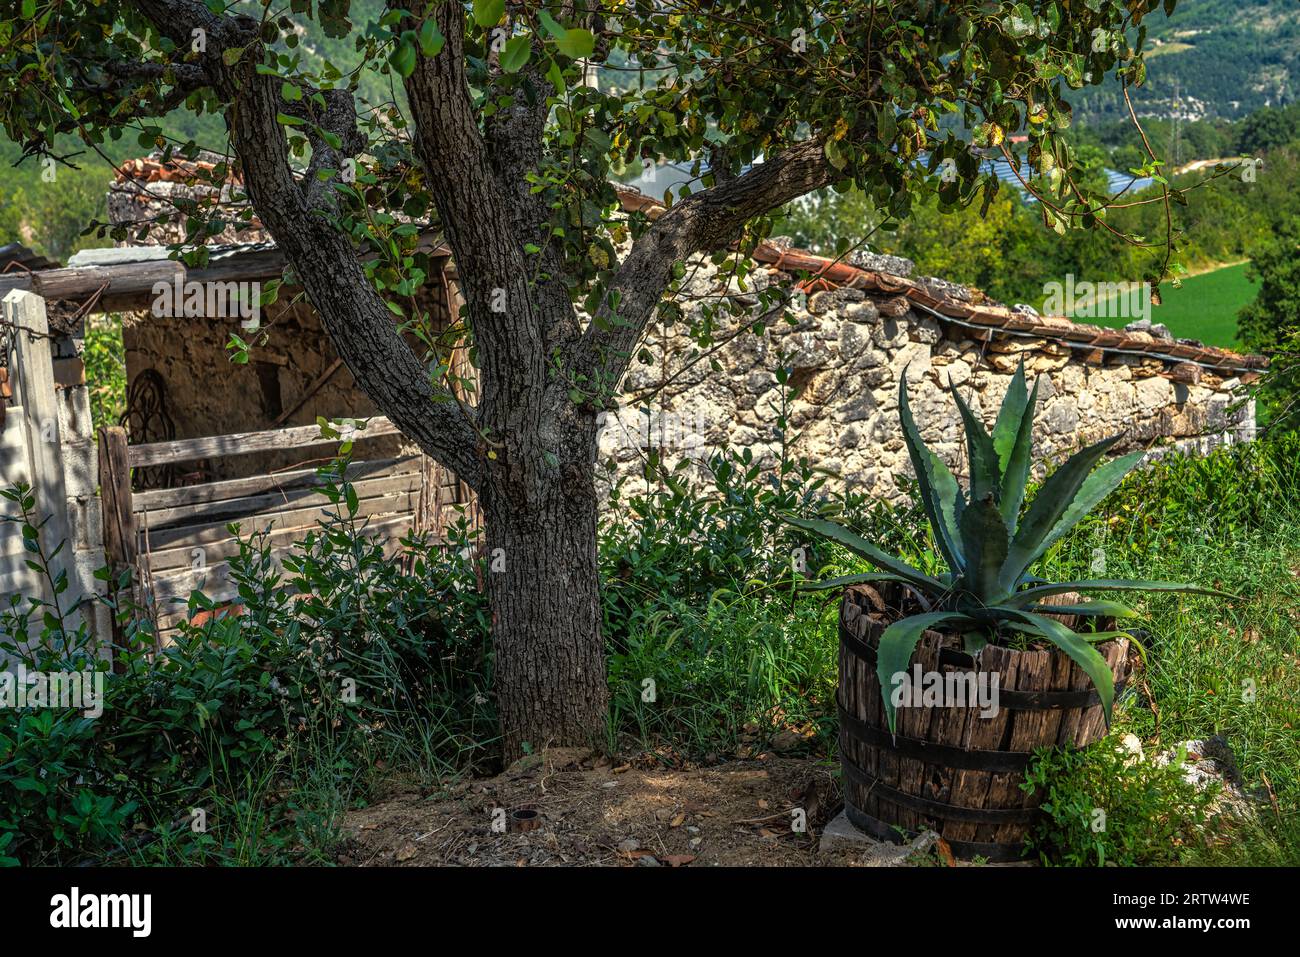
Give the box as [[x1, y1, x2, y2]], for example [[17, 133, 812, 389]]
[[898, 367, 965, 574], [556, 27, 595, 59], [389, 39, 417, 78], [957, 498, 1009, 598], [1026, 600, 1138, 618], [500, 34, 532, 73], [1001, 435, 1124, 589], [545, 58, 565, 95], [537, 9, 566, 40], [1006, 579, 1238, 607], [418, 18, 445, 57], [1029, 450, 1144, 567], [473, 0, 506, 28], [878, 612, 974, 734], [992, 608, 1116, 728], [784, 516, 943, 591], [992, 362, 1039, 533], [949, 380, 1000, 503], [280, 82, 302, 102], [991, 359, 1029, 472]]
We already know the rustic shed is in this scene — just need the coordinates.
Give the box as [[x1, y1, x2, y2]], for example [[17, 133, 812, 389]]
[[0, 157, 477, 639]]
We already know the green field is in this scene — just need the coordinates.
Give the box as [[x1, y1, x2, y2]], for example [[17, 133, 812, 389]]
[[1084, 262, 1259, 349]]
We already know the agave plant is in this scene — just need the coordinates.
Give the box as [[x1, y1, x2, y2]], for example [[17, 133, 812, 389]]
[[788, 360, 1228, 733]]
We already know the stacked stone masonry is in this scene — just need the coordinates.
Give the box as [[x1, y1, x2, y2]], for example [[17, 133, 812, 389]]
[[603, 255, 1257, 504]]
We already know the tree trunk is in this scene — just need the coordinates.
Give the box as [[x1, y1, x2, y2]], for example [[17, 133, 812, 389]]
[[481, 451, 608, 762]]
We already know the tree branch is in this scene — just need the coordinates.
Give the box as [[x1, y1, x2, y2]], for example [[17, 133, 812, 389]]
[[128, 0, 485, 488], [571, 136, 839, 390], [399, 2, 553, 479]]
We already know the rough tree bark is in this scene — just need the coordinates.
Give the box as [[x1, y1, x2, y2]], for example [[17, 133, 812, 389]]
[[126, 0, 841, 760]]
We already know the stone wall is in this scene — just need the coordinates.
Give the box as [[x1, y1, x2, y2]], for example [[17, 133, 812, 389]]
[[601, 256, 1256, 502]]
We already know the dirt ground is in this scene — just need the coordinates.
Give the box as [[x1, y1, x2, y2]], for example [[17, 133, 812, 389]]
[[338, 747, 918, 867]]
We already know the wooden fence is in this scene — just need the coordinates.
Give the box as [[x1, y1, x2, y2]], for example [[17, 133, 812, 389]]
[[99, 415, 471, 636], [1, 289, 108, 662]]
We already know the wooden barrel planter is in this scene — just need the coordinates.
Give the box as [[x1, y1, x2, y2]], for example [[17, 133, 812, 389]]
[[838, 582, 1131, 862]]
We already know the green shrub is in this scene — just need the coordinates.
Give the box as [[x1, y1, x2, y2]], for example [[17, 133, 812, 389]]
[[0, 460, 492, 866], [1023, 740, 1222, 866]]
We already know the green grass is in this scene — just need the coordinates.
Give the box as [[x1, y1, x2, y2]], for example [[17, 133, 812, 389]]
[[1080, 262, 1259, 348], [1038, 445, 1300, 865]]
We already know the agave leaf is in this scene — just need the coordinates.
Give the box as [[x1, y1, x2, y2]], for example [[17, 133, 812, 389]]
[[878, 611, 976, 734], [1077, 631, 1136, 643], [1000, 435, 1123, 590], [899, 369, 966, 573], [1026, 600, 1138, 618], [997, 374, 1040, 534], [1027, 450, 1144, 570], [785, 516, 944, 591], [991, 607, 1116, 728], [949, 380, 1001, 502], [957, 497, 1009, 599], [930, 452, 967, 567], [991, 358, 1029, 473], [1005, 579, 1239, 607], [796, 572, 916, 591]]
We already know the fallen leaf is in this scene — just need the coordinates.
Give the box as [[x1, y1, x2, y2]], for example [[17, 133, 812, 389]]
[[935, 838, 956, 867], [395, 843, 417, 862], [660, 854, 696, 867], [670, 811, 686, 828]]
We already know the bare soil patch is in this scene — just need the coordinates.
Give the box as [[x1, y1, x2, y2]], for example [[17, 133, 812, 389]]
[[338, 747, 889, 867]]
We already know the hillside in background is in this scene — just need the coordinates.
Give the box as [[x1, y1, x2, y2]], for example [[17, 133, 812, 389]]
[[1074, 0, 1299, 125]]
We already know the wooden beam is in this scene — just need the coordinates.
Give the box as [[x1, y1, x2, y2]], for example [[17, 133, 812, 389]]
[[131, 455, 419, 512], [126, 416, 399, 468], [0, 261, 183, 304], [0, 239, 452, 315], [98, 425, 138, 666]]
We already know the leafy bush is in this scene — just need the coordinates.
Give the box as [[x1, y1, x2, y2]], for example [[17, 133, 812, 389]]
[[0, 461, 492, 866], [1023, 741, 1221, 866], [599, 445, 919, 755]]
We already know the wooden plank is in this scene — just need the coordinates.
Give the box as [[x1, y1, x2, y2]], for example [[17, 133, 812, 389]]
[[132, 455, 419, 512], [127, 416, 398, 468], [0, 240, 451, 315], [98, 425, 140, 662], [137, 489, 418, 552], [136, 471, 421, 530], [4, 290, 73, 617], [140, 514, 413, 574], [0, 260, 184, 305]]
